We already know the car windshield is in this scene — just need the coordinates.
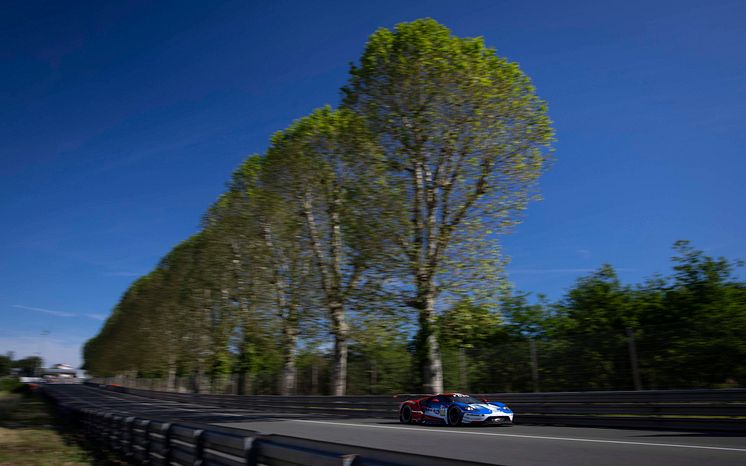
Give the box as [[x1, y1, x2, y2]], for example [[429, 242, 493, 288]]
[[446, 395, 482, 404]]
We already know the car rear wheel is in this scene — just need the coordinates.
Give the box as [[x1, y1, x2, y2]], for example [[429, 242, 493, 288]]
[[399, 405, 413, 424], [447, 407, 461, 426]]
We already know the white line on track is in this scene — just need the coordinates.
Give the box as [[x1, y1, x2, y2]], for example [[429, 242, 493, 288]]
[[291, 420, 746, 453]]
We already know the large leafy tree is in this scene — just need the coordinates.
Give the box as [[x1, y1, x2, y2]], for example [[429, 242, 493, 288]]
[[219, 155, 320, 395], [204, 156, 271, 394], [261, 107, 393, 395], [343, 18, 554, 391]]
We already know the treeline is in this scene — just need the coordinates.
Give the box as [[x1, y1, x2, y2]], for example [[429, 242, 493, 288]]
[[83, 18, 553, 395], [83, 19, 746, 394], [0, 354, 42, 377], [84, 239, 746, 394], [474, 241, 746, 392]]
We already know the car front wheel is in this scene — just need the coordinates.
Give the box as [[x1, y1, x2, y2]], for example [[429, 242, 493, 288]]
[[447, 407, 461, 426]]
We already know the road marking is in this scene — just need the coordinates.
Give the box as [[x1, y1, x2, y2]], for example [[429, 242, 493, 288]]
[[291, 420, 746, 453]]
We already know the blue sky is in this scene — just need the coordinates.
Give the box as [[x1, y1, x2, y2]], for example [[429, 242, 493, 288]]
[[2, 0, 744, 368]]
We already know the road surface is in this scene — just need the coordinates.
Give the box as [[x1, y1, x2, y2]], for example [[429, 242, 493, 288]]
[[47, 385, 746, 465]]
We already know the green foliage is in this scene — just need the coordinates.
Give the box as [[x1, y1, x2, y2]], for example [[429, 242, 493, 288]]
[[80, 16, 744, 395], [343, 18, 554, 391], [0, 391, 95, 465], [210, 351, 233, 378], [492, 243, 746, 391], [347, 310, 414, 394], [0, 378, 23, 393], [632, 241, 746, 389], [439, 299, 502, 349], [0, 354, 11, 377], [11, 356, 42, 377]]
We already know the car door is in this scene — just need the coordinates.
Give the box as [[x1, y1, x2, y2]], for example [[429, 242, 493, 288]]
[[424, 396, 447, 420]]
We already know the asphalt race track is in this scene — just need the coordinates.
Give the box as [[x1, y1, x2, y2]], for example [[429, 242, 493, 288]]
[[48, 385, 746, 465]]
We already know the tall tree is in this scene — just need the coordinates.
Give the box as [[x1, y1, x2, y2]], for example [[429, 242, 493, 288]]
[[204, 160, 261, 394], [343, 18, 554, 391], [262, 107, 392, 395], [214, 155, 321, 395]]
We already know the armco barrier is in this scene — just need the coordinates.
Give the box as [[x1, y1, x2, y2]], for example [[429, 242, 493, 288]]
[[169, 424, 203, 465], [42, 384, 493, 466], [147, 420, 171, 466], [202, 429, 256, 465], [132, 418, 151, 462], [87, 382, 746, 432]]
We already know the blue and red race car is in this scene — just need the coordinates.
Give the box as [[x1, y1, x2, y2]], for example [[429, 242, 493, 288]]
[[398, 393, 513, 426]]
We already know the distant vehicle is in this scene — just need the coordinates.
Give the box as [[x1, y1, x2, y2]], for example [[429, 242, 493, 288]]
[[398, 393, 513, 426], [38, 363, 80, 384]]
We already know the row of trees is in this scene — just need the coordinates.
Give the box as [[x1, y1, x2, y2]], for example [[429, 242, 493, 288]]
[[83, 19, 746, 393], [85, 239, 746, 393], [83, 18, 554, 394], [0, 353, 43, 377], [492, 242, 746, 391]]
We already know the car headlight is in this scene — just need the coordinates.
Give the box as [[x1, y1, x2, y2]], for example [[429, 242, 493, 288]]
[[464, 406, 475, 411]]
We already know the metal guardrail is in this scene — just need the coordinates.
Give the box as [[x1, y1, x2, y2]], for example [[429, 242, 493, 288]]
[[43, 385, 492, 466], [88, 382, 746, 432]]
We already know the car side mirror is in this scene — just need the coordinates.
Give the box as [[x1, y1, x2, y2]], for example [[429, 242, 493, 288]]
[[481, 398, 489, 403], [432, 398, 440, 403]]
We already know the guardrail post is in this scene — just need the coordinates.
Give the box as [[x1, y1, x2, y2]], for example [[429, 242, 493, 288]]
[[132, 418, 151, 463], [147, 420, 172, 466], [244, 437, 257, 466], [341, 454, 358, 466], [169, 424, 204, 465]]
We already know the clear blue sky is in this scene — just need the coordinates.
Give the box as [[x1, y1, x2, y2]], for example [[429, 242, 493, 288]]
[[2, 0, 744, 368]]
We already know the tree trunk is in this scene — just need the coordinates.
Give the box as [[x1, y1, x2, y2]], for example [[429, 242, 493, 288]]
[[192, 367, 204, 394], [370, 358, 378, 394], [166, 357, 177, 392], [238, 371, 252, 395], [302, 192, 350, 396], [330, 302, 349, 396], [419, 290, 444, 393], [311, 361, 319, 395], [280, 323, 298, 396]]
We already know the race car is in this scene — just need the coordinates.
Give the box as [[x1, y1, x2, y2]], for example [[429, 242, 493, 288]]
[[398, 393, 513, 426]]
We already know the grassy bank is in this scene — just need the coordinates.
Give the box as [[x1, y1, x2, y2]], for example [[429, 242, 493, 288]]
[[0, 383, 110, 466]]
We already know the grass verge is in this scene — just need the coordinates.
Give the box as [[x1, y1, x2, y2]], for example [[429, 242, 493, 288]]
[[0, 385, 127, 465]]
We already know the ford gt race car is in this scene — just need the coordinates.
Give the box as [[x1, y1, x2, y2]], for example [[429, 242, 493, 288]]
[[398, 393, 513, 426]]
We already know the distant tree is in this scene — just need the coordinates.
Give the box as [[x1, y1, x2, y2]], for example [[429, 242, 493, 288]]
[[438, 299, 504, 391], [500, 290, 550, 339], [348, 307, 413, 394], [0, 354, 12, 376], [439, 299, 502, 350], [636, 241, 746, 388], [13, 356, 43, 376], [546, 265, 637, 390], [343, 18, 554, 391]]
